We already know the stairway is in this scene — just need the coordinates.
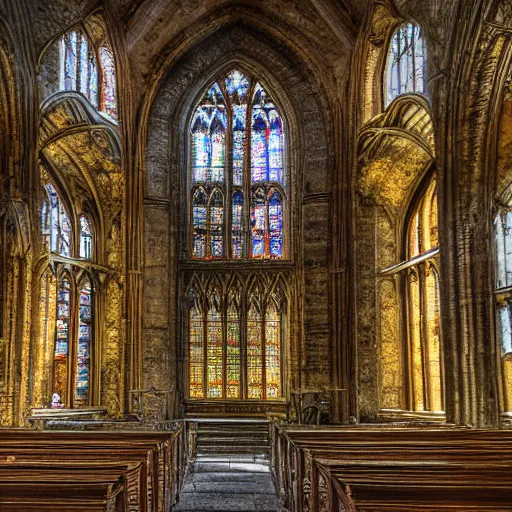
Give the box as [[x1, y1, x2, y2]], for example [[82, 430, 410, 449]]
[[173, 419, 277, 511], [195, 419, 270, 456]]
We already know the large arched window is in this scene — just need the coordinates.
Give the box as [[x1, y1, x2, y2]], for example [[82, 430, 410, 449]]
[[40, 177, 96, 408], [383, 175, 443, 412], [185, 69, 288, 405], [384, 23, 426, 107], [59, 26, 117, 119], [189, 70, 286, 260]]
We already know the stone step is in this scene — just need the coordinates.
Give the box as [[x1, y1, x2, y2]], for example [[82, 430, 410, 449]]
[[194, 419, 270, 457]]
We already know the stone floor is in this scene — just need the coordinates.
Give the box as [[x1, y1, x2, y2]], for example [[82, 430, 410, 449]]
[[173, 454, 278, 512]]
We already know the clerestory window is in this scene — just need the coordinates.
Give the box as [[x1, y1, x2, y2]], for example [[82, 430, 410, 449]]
[[384, 23, 426, 107]]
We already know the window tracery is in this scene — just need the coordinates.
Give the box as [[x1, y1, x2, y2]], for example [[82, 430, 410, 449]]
[[384, 23, 426, 107], [59, 26, 117, 120], [189, 69, 286, 260], [186, 273, 286, 401], [185, 69, 288, 404], [39, 177, 98, 408], [384, 176, 443, 412]]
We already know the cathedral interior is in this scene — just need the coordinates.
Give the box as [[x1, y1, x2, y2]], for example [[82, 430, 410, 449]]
[[1, 0, 512, 510]]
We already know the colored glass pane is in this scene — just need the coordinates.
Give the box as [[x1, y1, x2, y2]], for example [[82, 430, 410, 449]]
[[191, 112, 210, 182], [189, 306, 204, 398], [247, 303, 263, 399], [53, 276, 71, 403], [385, 23, 426, 106], [89, 50, 98, 108], [59, 28, 116, 116], [269, 191, 283, 258], [408, 271, 424, 411], [224, 70, 249, 103], [210, 113, 226, 182], [268, 111, 283, 183], [63, 32, 78, 91], [210, 191, 224, 257], [500, 302, 512, 355], [79, 34, 90, 99], [265, 303, 280, 399], [75, 281, 92, 406], [496, 212, 512, 289], [207, 303, 223, 398], [79, 216, 93, 259], [189, 70, 286, 261], [227, 304, 240, 399], [425, 268, 442, 411], [192, 189, 207, 258], [41, 194, 50, 252], [232, 192, 243, 258], [100, 45, 117, 118], [233, 105, 246, 187], [45, 183, 71, 257], [251, 188, 266, 258], [251, 111, 268, 182]]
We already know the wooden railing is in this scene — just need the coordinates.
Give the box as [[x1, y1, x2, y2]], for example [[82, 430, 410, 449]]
[[0, 422, 189, 511], [270, 421, 512, 511]]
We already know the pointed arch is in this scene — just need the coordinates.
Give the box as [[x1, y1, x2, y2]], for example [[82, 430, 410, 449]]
[[188, 68, 287, 261], [39, 14, 118, 120], [206, 292, 223, 398], [384, 22, 426, 107]]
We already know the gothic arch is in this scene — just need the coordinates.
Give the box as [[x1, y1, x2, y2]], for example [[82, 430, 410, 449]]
[[143, 21, 333, 416]]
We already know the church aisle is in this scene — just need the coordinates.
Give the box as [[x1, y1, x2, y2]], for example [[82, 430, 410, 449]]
[[173, 454, 278, 512]]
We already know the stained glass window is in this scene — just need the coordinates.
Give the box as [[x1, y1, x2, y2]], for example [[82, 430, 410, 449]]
[[41, 177, 96, 409], [385, 175, 442, 412], [53, 275, 71, 403], [494, 211, 512, 355], [192, 188, 208, 258], [189, 69, 286, 259], [265, 302, 281, 399], [187, 283, 283, 401], [207, 301, 223, 398], [209, 191, 224, 258], [100, 45, 116, 118], [80, 216, 93, 259], [385, 23, 426, 107], [189, 304, 205, 398], [227, 301, 241, 399], [232, 192, 244, 258], [269, 191, 283, 258], [251, 188, 266, 258], [187, 68, 286, 401], [405, 177, 442, 411], [59, 27, 117, 119], [247, 301, 264, 399], [75, 280, 92, 406], [44, 183, 71, 257]]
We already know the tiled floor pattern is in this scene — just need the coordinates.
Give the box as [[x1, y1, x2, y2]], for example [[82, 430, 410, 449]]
[[173, 455, 278, 512]]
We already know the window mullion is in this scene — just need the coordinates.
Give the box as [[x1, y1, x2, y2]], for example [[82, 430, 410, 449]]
[[244, 80, 256, 259], [226, 100, 233, 259]]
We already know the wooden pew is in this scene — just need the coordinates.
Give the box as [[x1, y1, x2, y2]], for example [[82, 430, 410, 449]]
[[271, 423, 512, 512], [315, 460, 512, 511], [0, 462, 143, 511], [0, 426, 186, 512]]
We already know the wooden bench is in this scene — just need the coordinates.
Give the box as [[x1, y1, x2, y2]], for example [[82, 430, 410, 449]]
[[0, 426, 187, 512], [271, 423, 512, 511], [0, 462, 142, 512], [316, 460, 512, 511]]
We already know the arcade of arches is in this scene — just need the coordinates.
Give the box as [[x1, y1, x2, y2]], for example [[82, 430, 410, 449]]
[[1, 0, 512, 508]]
